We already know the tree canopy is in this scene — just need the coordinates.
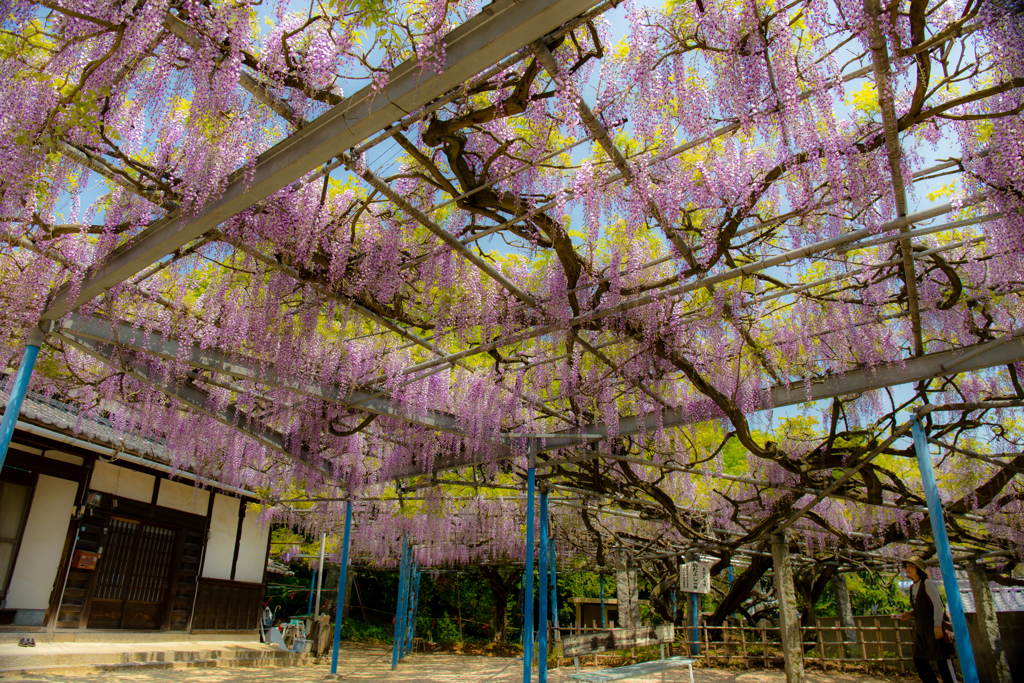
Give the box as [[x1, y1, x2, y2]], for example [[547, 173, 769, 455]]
[[1, 0, 1022, 626]]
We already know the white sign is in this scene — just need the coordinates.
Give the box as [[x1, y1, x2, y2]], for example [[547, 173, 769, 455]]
[[679, 561, 711, 594]]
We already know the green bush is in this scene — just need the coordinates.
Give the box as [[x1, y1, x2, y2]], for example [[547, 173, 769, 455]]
[[436, 612, 461, 644], [337, 619, 392, 643]]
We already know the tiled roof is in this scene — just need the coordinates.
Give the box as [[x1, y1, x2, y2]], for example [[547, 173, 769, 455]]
[[959, 581, 1024, 613], [4, 389, 172, 464], [266, 559, 295, 576]]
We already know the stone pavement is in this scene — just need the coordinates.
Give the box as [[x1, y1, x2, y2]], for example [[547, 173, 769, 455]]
[[0, 642, 913, 682]]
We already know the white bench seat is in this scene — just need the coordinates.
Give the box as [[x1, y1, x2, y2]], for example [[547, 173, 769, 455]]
[[570, 655, 695, 683], [563, 625, 694, 683]]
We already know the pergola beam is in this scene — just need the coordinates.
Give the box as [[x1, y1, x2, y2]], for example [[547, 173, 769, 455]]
[[41, 0, 603, 320], [544, 330, 1024, 449], [405, 329, 1024, 473], [57, 313, 512, 451], [49, 329, 333, 478]]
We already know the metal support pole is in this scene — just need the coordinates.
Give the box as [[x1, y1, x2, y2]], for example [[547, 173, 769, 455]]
[[0, 325, 46, 470], [315, 533, 326, 616], [392, 540, 410, 669], [308, 568, 317, 615], [539, 488, 549, 683], [399, 547, 413, 660], [600, 575, 605, 628], [523, 442, 536, 683], [912, 417, 980, 683], [329, 498, 353, 677], [519, 574, 525, 646], [405, 564, 420, 658], [549, 532, 559, 655], [690, 593, 700, 656]]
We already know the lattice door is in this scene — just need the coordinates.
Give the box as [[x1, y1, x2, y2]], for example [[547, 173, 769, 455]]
[[88, 518, 177, 629]]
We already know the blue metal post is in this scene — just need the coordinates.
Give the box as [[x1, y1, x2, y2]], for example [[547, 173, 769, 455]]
[[672, 591, 677, 624], [523, 450, 536, 683], [391, 540, 410, 669], [912, 417, 980, 683], [600, 575, 605, 628], [399, 547, 413, 660], [519, 574, 525, 646], [330, 498, 354, 676], [307, 568, 317, 615], [549, 532, 559, 651], [690, 593, 700, 656], [405, 564, 421, 658], [539, 489, 548, 683], [0, 326, 45, 470]]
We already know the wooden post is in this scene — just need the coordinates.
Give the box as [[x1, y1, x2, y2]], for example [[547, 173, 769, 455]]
[[761, 623, 768, 669], [740, 624, 747, 668], [815, 618, 824, 671], [874, 617, 881, 668], [894, 619, 905, 673], [836, 623, 846, 672], [858, 621, 868, 666]]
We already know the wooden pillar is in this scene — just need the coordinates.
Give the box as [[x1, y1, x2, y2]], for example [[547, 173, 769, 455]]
[[966, 563, 1012, 683], [830, 573, 857, 655], [771, 532, 804, 683]]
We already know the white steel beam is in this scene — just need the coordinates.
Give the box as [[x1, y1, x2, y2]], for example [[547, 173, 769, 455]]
[[541, 330, 1024, 450], [49, 330, 333, 477], [57, 313, 512, 451], [401, 330, 1024, 473], [41, 0, 603, 320]]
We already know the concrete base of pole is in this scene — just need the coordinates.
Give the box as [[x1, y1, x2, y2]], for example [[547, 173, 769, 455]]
[[966, 564, 1012, 683], [771, 532, 804, 683]]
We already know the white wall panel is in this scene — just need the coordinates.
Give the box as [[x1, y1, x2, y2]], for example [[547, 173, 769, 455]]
[[6, 475, 77, 610], [201, 494, 240, 579], [233, 507, 269, 583], [156, 480, 210, 516], [90, 461, 154, 503]]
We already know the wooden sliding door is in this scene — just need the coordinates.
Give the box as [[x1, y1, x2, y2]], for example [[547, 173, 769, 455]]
[[86, 518, 176, 629]]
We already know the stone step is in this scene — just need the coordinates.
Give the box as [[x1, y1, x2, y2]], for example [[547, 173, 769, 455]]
[[0, 651, 313, 677], [0, 643, 313, 676]]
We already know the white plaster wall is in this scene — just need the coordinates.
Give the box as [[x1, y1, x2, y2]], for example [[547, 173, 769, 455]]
[[44, 450, 84, 466], [201, 494, 240, 579], [157, 480, 210, 516], [5, 475, 77, 609], [90, 461, 154, 503], [233, 507, 269, 583]]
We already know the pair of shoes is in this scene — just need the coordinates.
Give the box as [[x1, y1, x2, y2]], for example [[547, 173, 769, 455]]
[[17, 638, 35, 647]]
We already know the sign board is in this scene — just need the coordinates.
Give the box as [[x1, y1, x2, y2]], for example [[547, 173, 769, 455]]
[[679, 561, 711, 594], [562, 624, 675, 657]]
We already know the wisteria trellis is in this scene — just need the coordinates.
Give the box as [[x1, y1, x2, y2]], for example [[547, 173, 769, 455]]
[[1, 0, 1022, 626]]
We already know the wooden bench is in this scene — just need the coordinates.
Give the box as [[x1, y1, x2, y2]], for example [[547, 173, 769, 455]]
[[561, 624, 695, 683]]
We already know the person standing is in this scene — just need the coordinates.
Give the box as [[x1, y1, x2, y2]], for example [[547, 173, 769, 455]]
[[897, 556, 958, 683]]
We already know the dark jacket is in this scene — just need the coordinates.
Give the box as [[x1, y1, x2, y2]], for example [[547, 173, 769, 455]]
[[911, 578, 953, 660]]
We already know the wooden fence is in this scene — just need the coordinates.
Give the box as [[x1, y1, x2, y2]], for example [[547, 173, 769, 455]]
[[555, 615, 916, 672]]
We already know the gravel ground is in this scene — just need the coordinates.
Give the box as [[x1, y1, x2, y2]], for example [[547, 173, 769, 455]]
[[2, 644, 916, 683]]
